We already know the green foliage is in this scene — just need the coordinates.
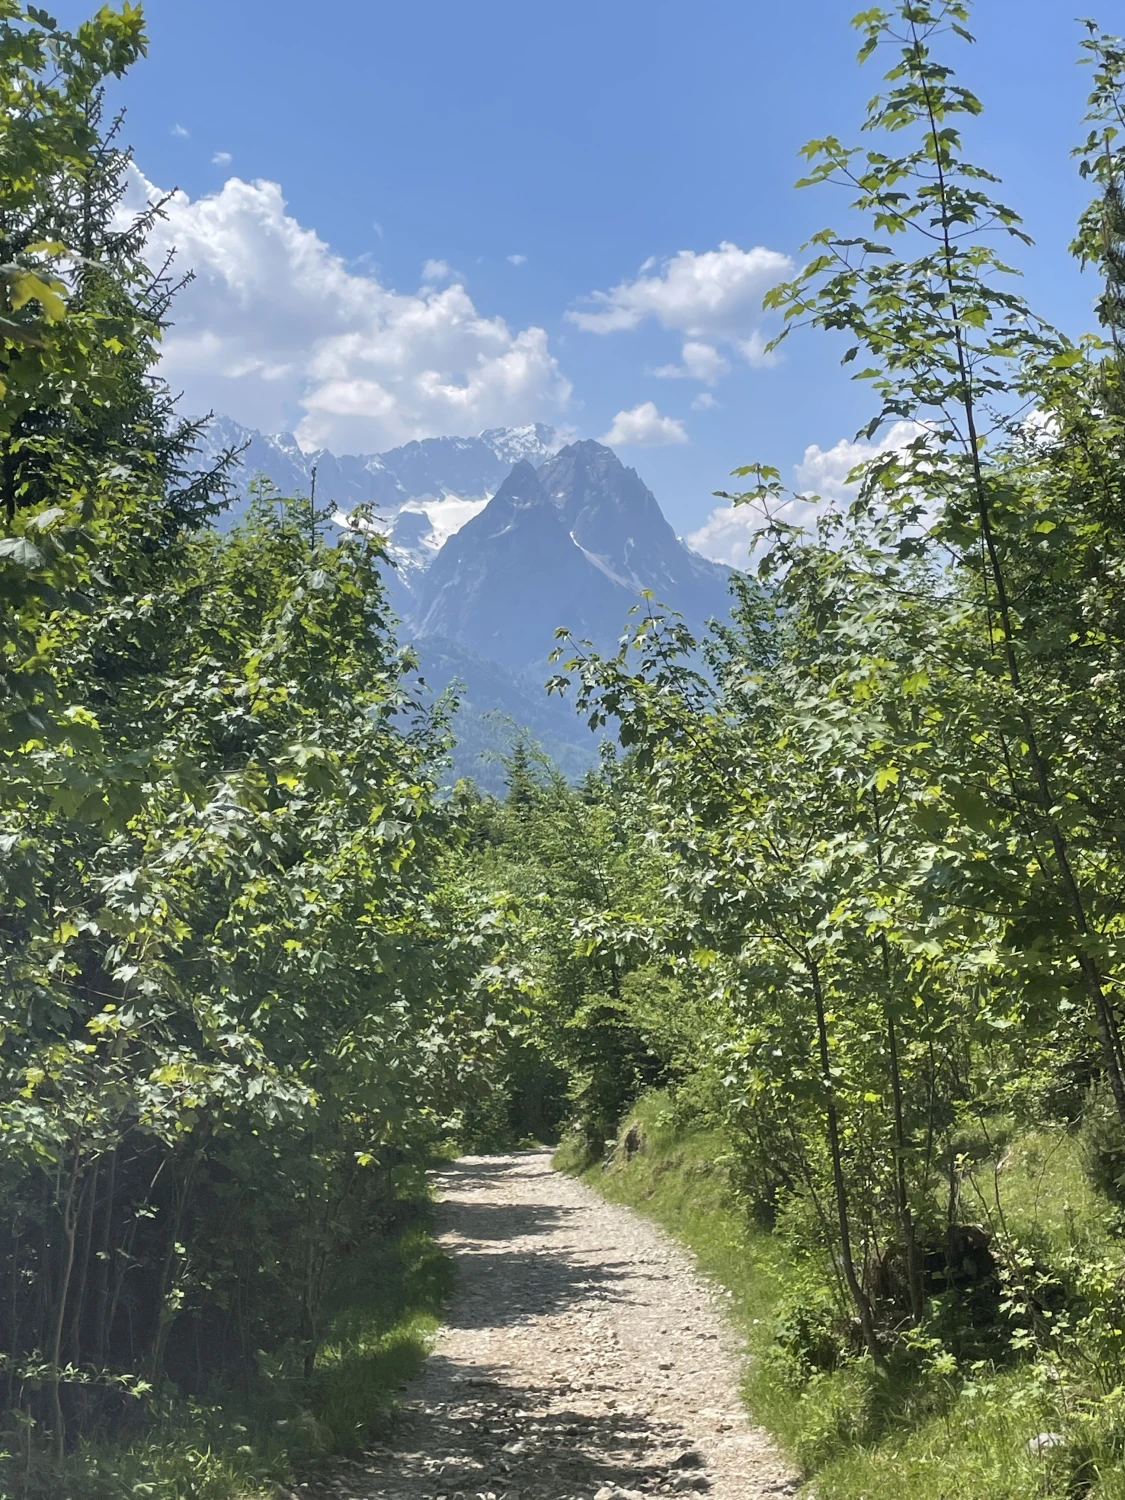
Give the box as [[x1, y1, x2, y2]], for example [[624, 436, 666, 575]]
[[549, 0, 1125, 1363], [11, 4, 1125, 1499], [304, 1221, 454, 1457], [1078, 1085, 1125, 1206], [4, 1212, 451, 1500], [446, 741, 681, 1152], [535, 6, 1125, 1494], [0, 8, 503, 1488], [575, 1097, 1125, 1500]]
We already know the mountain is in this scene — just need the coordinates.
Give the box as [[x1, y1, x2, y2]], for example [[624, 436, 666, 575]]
[[412, 460, 609, 670], [195, 416, 733, 779], [195, 415, 564, 621], [413, 440, 732, 671], [413, 638, 599, 792], [197, 415, 559, 530], [540, 438, 731, 643]]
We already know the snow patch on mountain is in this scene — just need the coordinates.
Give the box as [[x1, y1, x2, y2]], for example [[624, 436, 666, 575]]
[[195, 415, 561, 534], [481, 423, 565, 466]]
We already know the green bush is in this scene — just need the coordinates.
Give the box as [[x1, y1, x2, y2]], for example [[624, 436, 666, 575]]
[[1079, 1085, 1125, 1205]]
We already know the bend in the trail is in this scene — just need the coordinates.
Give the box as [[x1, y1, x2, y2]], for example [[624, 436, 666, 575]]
[[327, 1150, 796, 1500]]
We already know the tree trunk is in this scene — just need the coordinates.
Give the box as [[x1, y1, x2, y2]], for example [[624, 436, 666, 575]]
[[50, 1156, 82, 1462], [808, 954, 886, 1370]]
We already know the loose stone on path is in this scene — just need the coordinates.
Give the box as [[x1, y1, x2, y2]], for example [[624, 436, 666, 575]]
[[332, 1149, 796, 1500]]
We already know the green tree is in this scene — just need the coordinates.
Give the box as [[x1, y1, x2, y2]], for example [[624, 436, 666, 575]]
[[0, 8, 502, 1479], [761, 1, 1125, 1123], [551, 5, 1125, 1369]]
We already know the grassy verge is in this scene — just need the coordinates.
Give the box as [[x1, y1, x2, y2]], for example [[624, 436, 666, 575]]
[[558, 1092, 1125, 1500], [310, 1221, 453, 1458], [3, 1209, 453, 1500]]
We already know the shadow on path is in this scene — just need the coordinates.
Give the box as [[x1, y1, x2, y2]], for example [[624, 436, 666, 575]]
[[442, 1239, 633, 1331], [326, 1151, 797, 1500], [434, 1154, 636, 1333], [364, 1361, 705, 1498], [436, 1198, 579, 1242]]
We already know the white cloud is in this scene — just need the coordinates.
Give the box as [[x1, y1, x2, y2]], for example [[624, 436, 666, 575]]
[[125, 169, 571, 450], [568, 241, 791, 381], [737, 330, 777, 368], [171, 124, 190, 138], [507, 253, 527, 266], [793, 420, 925, 503], [421, 258, 451, 283], [688, 497, 802, 568], [654, 340, 730, 385], [600, 401, 688, 447], [691, 391, 720, 411], [687, 421, 924, 567], [212, 151, 233, 166]]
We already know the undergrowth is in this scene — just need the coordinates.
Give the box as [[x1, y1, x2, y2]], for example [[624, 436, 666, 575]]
[[0, 1215, 452, 1500], [559, 1091, 1125, 1500]]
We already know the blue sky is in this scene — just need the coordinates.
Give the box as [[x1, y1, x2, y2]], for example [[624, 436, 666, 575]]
[[60, 0, 1107, 555]]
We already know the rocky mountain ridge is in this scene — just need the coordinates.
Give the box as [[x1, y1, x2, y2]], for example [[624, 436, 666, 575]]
[[198, 416, 733, 784], [415, 441, 730, 671], [200, 416, 558, 528]]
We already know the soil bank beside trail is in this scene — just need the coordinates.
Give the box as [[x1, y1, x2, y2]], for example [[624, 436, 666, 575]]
[[331, 1150, 795, 1500]]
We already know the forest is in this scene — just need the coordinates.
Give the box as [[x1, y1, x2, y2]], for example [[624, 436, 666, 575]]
[[3, 2, 1125, 1497]]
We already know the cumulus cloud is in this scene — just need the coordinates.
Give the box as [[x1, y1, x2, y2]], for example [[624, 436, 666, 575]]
[[793, 421, 925, 503], [212, 150, 232, 166], [688, 497, 801, 569], [507, 253, 527, 266], [569, 241, 791, 383], [125, 169, 571, 450], [653, 339, 731, 386], [737, 330, 777, 368], [600, 401, 688, 447], [691, 391, 720, 411], [687, 421, 924, 567], [421, 258, 451, 283], [569, 243, 790, 336]]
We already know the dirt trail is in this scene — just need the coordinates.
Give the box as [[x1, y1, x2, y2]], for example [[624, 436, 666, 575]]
[[329, 1150, 795, 1500]]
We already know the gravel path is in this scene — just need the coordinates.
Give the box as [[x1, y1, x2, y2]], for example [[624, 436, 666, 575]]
[[334, 1150, 795, 1500]]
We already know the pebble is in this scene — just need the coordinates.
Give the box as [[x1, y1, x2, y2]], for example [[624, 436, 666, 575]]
[[310, 1151, 793, 1499]]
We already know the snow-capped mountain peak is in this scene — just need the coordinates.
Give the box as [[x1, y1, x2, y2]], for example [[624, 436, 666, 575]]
[[196, 416, 731, 667], [197, 415, 561, 523], [412, 440, 732, 670], [479, 423, 561, 467]]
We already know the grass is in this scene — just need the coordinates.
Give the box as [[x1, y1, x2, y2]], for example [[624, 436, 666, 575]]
[[958, 1123, 1119, 1258], [559, 1092, 1125, 1500], [1, 1210, 453, 1500], [310, 1222, 453, 1457]]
